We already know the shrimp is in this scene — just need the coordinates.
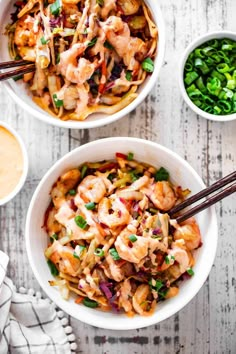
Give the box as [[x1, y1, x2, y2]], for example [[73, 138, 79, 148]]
[[14, 16, 37, 48], [58, 44, 96, 84], [174, 218, 201, 250], [101, 16, 147, 71], [115, 227, 149, 263], [132, 284, 155, 316], [98, 197, 131, 228], [161, 243, 190, 276], [118, 279, 133, 313], [51, 168, 81, 209], [63, 85, 80, 110], [78, 175, 107, 203], [49, 242, 80, 276], [54, 202, 75, 227], [100, 0, 117, 19], [150, 181, 176, 211], [104, 254, 125, 282], [45, 207, 63, 235]]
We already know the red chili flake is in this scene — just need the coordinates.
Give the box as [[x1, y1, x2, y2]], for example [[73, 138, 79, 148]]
[[128, 241, 133, 248], [98, 162, 118, 172], [115, 152, 127, 159], [117, 210, 122, 218], [70, 199, 78, 212], [100, 222, 108, 229]]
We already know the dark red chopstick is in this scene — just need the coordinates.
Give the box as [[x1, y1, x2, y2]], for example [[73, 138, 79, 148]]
[[176, 182, 236, 224], [0, 64, 35, 82], [169, 170, 236, 217], [0, 59, 34, 70]]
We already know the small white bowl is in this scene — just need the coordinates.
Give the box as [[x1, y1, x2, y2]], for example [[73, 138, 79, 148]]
[[0, 0, 165, 129], [0, 121, 28, 206], [25, 137, 218, 330], [179, 31, 236, 122]]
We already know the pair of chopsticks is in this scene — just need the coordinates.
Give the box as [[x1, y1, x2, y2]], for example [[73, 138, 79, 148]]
[[0, 60, 35, 81], [169, 171, 236, 223]]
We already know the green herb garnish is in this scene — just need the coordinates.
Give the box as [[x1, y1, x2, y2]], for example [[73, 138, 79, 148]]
[[128, 234, 138, 242], [83, 297, 98, 308], [109, 248, 121, 260], [125, 71, 132, 81], [47, 260, 59, 276], [69, 189, 76, 196], [155, 167, 169, 181], [50, 0, 61, 16], [85, 202, 96, 210], [187, 268, 195, 276], [94, 248, 104, 257], [53, 94, 63, 108], [142, 57, 154, 73], [74, 215, 87, 229], [104, 40, 113, 49]]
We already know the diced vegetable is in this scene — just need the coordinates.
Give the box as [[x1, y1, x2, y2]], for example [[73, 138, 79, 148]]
[[83, 297, 98, 308], [186, 268, 195, 276], [142, 57, 154, 73], [154, 167, 169, 181], [74, 215, 87, 229], [81, 165, 87, 179], [85, 202, 96, 210], [47, 260, 59, 276], [128, 234, 138, 242], [53, 94, 63, 108], [94, 248, 104, 257], [69, 189, 76, 196], [109, 248, 121, 260], [127, 152, 134, 160], [50, 0, 61, 16]]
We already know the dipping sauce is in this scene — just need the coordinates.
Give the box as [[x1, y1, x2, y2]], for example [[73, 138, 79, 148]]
[[0, 126, 23, 200]]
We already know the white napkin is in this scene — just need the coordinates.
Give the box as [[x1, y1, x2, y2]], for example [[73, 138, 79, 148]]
[[0, 251, 77, 354]]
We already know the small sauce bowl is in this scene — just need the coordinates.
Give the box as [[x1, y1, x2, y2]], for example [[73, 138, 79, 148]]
[[0, 121, 28, 206]]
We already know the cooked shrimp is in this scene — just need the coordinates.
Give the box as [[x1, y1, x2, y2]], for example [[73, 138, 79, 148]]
[[50, 242, 80, 276], [51, 169, 81, 208], [14, 16, 37, 47], [63, 85, 80, 110], [115, 227, 149, 263], [105, 254, 125, 282], [45, 207, 63, 235], [63, 4, 81, 28], [150, 181, 176, 211], [118, 279, 133, 313], [54, 202, 75, 226], [100, 0, 117, 19], [161, 244, 190, 274], [98, 197, 131, 228], [174, 218, 201, 250], [78, 175, 107, 203], [132, 284, 155, 316]]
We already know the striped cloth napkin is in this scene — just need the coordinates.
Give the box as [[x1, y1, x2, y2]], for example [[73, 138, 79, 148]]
[[0, 251, 77, 354]]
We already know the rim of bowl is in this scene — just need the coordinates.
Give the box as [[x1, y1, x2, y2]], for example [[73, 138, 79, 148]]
[[2, 1, 165, 129], [179, 30, 236, 122], [25, 137, 218, 330], [0, 121, 28, 206]]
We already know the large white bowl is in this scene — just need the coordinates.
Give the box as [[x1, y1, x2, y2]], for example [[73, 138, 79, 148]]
[[0, 1, 165, 129], [179, 31, 236, 122], [25, 137, 218, 330]]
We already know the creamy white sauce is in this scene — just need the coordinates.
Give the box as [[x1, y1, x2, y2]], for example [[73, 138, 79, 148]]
[[0, 127, 23, 199]]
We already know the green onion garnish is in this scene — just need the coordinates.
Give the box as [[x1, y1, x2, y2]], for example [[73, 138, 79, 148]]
[[125, 71, 132, 81], [87, 37, 97, 47], [56, 53, 60, 64], [104, 40, 113, 49], [74, 215, 87, 229], [128, 234, 137, 242], [184, 37, 236, 116], [83, 297, 98, 308], [41, 36, 49, 45], [94, 248, 104, 257], [73, 252, 80, 259], [53, 94, 63, 108], [109, 248, 121, 260], [81, 165, 87, 179], [155, 167, 169, 181], [47, 260, 59, 276], [69, 189, 76, 196], [85, 202, 96, 210], [127, 152, 134, 160], [50, 233, 58, 243], [142, 57, 154, 73], [187, 268, 195, 276], [50, 0, 61, 16]]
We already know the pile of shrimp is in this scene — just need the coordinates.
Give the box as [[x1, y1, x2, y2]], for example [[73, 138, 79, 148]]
[[44, 152, 202, 316], [7, 0, 158, 121]]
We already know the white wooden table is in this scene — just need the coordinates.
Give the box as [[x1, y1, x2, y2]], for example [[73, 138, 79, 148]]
[[1, 0, 236, 352]]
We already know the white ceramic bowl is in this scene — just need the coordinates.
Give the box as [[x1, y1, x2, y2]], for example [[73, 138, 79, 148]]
[[26, 137, 218, 330], [0, 121, 28, 206], [179, 31, 236, 122], [0, 1, 165, 129]]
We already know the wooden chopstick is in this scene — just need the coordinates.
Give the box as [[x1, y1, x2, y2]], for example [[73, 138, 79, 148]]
[[176, 182, 236, 224], [169, 170, 236, 217], [0, 64, 35, 82], [0, 59, 34, 69]]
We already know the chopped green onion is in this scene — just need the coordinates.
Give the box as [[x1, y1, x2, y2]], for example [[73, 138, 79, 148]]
[[13, 75, 23, 81], [56, 53, 60, 64], [47, 260, 59, 276], [125, 71, 132, 81], [165, 255, 170, 264], [96, 0, 104, 5], [81, 165, 87, 179], [155, 167, 169, 181], [74, 215, 87, 229], [53, 94, 63, 108], [83, 297, 98, 308], [127, 152, 134, 160], [73, 252, 80, 259], [87, 37, 97, 47], [50, 0, 61, 16], [187, 268, 195, 276], [149, 279, 163, 292], [94, 248, 104, 257], [142, 57, 154, 73], [129, 171, 139, 182], [41, 36, 49, 45], [217, 63, 230, 73], [50, 233, 58, 242], [128, 234, 138, 242], [184, 71, 199, 85], [85, 202, 96, 210], [109, 248, 121, 260], [69, 189, 76, 196], [104, 40, 113, 49]]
